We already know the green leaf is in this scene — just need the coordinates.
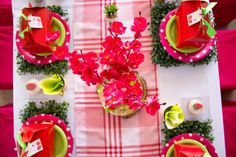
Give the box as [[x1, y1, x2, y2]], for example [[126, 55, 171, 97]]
[[16, 133, 26, 150]]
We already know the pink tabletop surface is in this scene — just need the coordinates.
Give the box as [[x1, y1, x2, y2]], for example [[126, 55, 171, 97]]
[[217, 30, 236, 90], [212, 0, 236, 27], [0, 26, 13, 90]]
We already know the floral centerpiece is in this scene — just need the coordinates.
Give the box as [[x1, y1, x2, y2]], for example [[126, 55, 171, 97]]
[[67, 13, 160, 118]]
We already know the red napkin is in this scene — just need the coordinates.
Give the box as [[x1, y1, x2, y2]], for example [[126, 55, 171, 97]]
[[21, 123, 55, 157], [176, 1, 210, 48], [174, 143, 205, 157], [21, 7, 52, 55]]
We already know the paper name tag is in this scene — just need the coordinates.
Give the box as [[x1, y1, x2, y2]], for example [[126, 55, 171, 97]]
[[28, 16, 43, 28], [26, 139, 43, 157], [187, 9, 202, 26]]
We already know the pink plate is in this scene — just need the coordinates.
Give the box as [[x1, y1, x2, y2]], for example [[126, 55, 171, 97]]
[[159, 9, 216, 63], [160, 133, 218, 157], [16, 12, 70, 65], [23, 114, 74, 157]]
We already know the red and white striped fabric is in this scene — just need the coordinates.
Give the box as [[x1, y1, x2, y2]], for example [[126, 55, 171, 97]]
[[73, 0, 161, 156]]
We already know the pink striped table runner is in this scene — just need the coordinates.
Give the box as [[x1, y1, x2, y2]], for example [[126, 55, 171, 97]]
[[73, 0, 161, 156]]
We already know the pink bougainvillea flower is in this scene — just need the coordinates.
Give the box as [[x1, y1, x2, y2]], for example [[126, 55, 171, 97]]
[[127, 52, 144, 69], [131, 17, 148, 33], [130, 40, 142, 53], [109, 21, 127, 35], [145, 96, 160, 116], [53, 45, 69, 60]]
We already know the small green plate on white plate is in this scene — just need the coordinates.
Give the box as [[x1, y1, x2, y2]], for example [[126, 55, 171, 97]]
[[166, 15, 201, 54], [54, 125, 68, 157]]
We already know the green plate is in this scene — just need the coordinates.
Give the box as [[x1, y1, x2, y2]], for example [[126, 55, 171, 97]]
[[166, 15, 201, 54], [35, 16, 66, 56], [54, 125, 68, 157], [166, 139, 208, 157], [42, 122, 68, 157]]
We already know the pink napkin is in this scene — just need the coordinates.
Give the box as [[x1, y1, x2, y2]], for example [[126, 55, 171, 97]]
[[73, 0, 161, 156], [0, 0, 13, 27], [212, 0, 236, 27], [222, 101, 236, 157], [0, 0, 13, 89], [0, 104, 17, 157], [0, 26, 13, 90], [217, 30, 236, 90]]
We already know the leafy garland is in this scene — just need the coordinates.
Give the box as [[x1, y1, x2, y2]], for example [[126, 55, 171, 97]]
[[17, 54, 68, 75], [47, 5, 68, 20], [150, 2, 218, 67], [19, 100, 69, 124], [16, 5, 69, 75], [161, 119, 214, 144]]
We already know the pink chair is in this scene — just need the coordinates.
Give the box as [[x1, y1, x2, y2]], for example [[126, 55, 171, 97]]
[[0, 1, 16, 156], [0, 0, 13, 90], [212, 0, 236, 27], [217, 30, 236, 91], [0, 104, 17, 157], [222, 100, 236, 157]]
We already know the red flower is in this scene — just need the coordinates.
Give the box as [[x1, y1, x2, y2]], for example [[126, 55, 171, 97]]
[[145, 96, 160, 116], [131, 40, 142, 53], [103, 80, 125, 109], [81, 67, 101, 86], [128, 99, 145, 110], [99, 50, 116, 65], [68, 51, 101, 85], [102, 36, 122, 52], [127, 53, 144, 69], [69, 51, 84, 74], [131, 17, 148, 33], [123, 41, 131, 50], [83, 51, 99, 61], [109, 22, 126, 35], [53, 45, 69, 60]]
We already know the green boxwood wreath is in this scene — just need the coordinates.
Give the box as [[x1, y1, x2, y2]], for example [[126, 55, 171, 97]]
[[161, 119, 214, 144], [150, 2, 217, 67], [19, 100, 69, 124]]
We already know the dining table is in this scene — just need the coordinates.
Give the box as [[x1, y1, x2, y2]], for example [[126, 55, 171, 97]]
[[12, 0, 226, 156]]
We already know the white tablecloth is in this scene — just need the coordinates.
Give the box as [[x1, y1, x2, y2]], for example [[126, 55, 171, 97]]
[[12, 0, 226, 156]]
